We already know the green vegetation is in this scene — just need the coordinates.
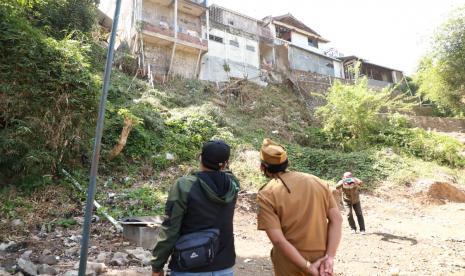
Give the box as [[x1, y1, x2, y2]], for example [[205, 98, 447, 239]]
[[1, 0, 464, 222], [415, 5, 465, 116], [0, 1, 99, 188], [316, 79, 464, 167]]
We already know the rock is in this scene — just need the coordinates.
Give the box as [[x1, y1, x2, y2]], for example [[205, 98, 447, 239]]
[[69, 235, 82, 243], [73, 262, 107, 274], [427, 181, 465, 202], [38, 255, 58, 265], [17, 258, 37, 275], [63, 270, 95, 276], [96, 252, 108, 263], [11, 219, 24, 228], [0, 268, 10, 276], [0, 241, 16, 251], [165, 153, 175, 160], [125, 247, 152, 266], [65, 247, 79, 257], [37, 264, 58, 275], [110, 252, 129, 266], [41, 249, 52, 256], [20, 250, 33, 261]]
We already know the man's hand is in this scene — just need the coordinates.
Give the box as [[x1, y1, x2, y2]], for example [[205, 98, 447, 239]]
[[319, 255, 334, 276], [152, 271, 164, 276], [306, 255, 327, 276]]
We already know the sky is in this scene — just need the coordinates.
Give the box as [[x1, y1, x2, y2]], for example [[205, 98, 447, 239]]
[[209, 0, 464, 75]]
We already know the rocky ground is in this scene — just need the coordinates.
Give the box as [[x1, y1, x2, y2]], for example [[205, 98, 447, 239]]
[[1, 181, 465, 276]]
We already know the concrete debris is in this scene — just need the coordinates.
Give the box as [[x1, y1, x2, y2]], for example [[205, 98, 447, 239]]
[[37, 264, 58, 275], [0, 241, 16, 251], [96, 252, 108, 263], [110, 252, 129, 266], [38, 255, 58, 265], [126, 247, 152, 266], [74, 262, 107, 274], [11, 219, 24, 228], [20, 250, 32, 261], [63, 270, 95, 276], [17, 258, 37, 276], [165, 153, 175, 160]]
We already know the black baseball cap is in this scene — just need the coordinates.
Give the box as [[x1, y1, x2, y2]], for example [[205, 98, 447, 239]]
[[201, 140, 230, 170]]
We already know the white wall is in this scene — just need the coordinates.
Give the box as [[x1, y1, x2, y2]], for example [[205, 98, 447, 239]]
[[290, 32, 324, 55], [333, 60, 344, 79], [98, 0, 135, 48], [200, 28, 260, 82]]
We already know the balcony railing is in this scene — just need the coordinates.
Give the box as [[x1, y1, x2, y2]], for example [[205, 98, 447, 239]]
[[141, 20, 207, 48], [185, 0, 207, 7]]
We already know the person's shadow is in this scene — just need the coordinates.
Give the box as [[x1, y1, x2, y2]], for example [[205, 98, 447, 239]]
[[371, 232, 418, 245]]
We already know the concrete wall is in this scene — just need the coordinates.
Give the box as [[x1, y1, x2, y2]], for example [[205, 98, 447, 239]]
[[367, 78, 392, 89], [142, 1, 202, 36], [333, 60, 344, 79], [144, 44, 172, 77], [171, 49, 199, 78], [142, 1, 173, 28], [210, 6, 259, 35], [392, 71, 404, 83], [290, 32, 323, 54], [200, 27, 260, 82], [408, 116, 465, 133], [288, 46, 335, 77], [98, 0, 136, 48]]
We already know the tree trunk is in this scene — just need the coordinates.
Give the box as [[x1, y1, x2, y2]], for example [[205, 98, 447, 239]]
[[108, 116, 134, 161]]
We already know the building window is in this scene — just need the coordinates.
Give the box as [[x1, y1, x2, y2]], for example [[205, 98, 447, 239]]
[[308, 37, 318, 48], [209, 34, 224, 43], [326, 62, 334, 68], [246, 45, 255, 52], [229, 40, 239, 47], [228, 20, 234, 25], [276, 25, 291, 42]]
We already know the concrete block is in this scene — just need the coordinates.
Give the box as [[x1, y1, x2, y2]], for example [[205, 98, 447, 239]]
[[121, 216, 162, 250]]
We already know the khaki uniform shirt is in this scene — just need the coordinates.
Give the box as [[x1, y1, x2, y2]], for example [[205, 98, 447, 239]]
[[257, 171, 337, 252], [339, 183, 360, 204]]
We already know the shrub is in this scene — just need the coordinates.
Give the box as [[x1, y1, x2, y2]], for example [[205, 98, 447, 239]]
[[0, 4, 99, 187], [287, 146, 407, 189], [13, 0, 97, 40], [381, 127, 465, 167], [316, 78, 408, 150]]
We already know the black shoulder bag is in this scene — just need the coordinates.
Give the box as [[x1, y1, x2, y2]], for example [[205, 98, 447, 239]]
[[173, 228, 220, 270]]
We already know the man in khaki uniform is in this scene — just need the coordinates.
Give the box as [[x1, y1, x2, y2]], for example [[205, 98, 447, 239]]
[[257, 139, 342, 276], [336, 172, 365, 234]]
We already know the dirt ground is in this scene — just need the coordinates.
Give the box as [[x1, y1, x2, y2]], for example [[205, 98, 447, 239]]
[[2, 182, 465, 276], [233, 186, 465, 276]]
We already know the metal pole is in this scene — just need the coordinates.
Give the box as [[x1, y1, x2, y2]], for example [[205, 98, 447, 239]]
[[78, 0, 122, 275]]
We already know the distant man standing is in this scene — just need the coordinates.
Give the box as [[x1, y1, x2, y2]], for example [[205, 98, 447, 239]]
[[151, 140, 240, 276], [336, 172, 366, 234], [257, 138, 342, 276]]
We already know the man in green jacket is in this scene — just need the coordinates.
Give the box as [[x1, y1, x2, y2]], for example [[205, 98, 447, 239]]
[[151, 140, 240, 276]]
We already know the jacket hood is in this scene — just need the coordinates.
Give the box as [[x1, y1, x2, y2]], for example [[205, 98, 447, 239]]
[[196, 171, 239, 204]]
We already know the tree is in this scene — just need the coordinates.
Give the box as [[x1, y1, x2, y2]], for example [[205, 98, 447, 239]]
[[316, 77, 409, 150], [416, 5, 465, 116]]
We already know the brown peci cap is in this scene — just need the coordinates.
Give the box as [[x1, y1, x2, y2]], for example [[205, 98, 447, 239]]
[[260, 138, 288, 165]]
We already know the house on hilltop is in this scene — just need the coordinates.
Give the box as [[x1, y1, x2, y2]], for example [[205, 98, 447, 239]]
[[341, 56, 404, 88], [199, 4, 273, 84], [260, 13, 345, 78], [98, 0, 209, 82]]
